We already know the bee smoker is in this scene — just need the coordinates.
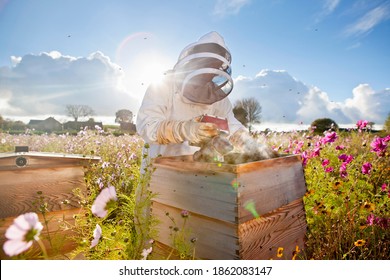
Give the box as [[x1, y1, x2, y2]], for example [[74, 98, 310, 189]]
[[193, 115, 234, 162]]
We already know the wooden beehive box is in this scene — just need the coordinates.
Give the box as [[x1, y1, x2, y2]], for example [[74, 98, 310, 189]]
[[0, 147, 100, 259], [150, 154, 307, 260]]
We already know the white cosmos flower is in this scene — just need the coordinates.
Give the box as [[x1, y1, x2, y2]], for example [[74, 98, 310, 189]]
[[141, 247, 153, 260], [3, 212, 43, 257], [91, 186, 117, 218], [90, 224, 102, 248]]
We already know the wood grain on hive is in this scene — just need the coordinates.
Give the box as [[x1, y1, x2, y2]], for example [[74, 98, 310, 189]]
[[0, 149, 100, 259], [150, 154, 307, 260]]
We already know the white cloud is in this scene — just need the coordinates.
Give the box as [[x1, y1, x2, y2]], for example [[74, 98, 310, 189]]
[[314, 0, 340, 23], [343, 84, 390, 122], [232, 69, 310, 123], [232, 69, 389, 125], [324, 0, 340, 14], [344, 3, 390, 37], [0, 51, 140, 122], [213, 0, 251, 17], [10, 56, 21, 66], [1, 53, 388, 126]]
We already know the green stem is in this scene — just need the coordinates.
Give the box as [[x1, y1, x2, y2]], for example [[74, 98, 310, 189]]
[[42, 213, 53, 248], [36, 238, 48, 260]]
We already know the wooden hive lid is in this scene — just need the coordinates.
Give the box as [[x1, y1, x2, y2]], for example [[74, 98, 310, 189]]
[[152, 154, 302, 174]]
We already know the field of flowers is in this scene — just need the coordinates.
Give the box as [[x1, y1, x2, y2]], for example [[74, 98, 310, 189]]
[[0, 122, 389, 260]]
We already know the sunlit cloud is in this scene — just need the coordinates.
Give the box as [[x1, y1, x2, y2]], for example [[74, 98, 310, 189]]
[[343, 84, 390, 123], [344, 3, 390, 37], [213, 0, 251, 17], [1, 50, 389, 126], [233, 70, 389, 125], [0, 51, 139, 120]]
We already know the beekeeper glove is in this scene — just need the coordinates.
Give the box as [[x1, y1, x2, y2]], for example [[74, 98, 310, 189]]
[[228, 128, 278, 161], [157, 118, 219, 146]]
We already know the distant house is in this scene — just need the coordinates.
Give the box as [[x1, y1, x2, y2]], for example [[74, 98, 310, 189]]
[[63, 119, 103, 130], [28, 117, 62, 132]]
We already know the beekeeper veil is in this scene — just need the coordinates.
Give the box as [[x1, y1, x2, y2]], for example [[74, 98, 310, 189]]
[[174, 31, 233, 105]]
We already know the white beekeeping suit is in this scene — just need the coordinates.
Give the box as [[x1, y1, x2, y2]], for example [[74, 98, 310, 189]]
[[134, 32, 278, 241], [136, 31, 245, 160], [134, 32, 279, 247]]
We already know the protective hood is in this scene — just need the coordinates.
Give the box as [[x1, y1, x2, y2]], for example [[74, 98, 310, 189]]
[[174, 31, 233, 105]]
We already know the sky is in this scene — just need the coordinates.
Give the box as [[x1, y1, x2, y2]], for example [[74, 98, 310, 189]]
[[0, 0, 389, 128]]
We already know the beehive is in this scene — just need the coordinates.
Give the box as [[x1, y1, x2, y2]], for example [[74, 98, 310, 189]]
[[0, 147, 100, 259], [150, 154, 307, 260]]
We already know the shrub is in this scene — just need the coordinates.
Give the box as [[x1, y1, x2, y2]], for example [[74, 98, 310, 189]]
[[310, 118, 339, 134]]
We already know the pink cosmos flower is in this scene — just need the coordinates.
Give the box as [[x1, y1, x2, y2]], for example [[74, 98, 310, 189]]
[[90, 224, 102, 248], [293, 141, 305, 154], [340, 170, 348, 178], [322, 159, 330, 166], [366, 214, 375, 226], [91, 186, 117, 218], [356, 120, 369, 130], [340, 163, 347, 171], [321, 131, 338, 144], [3, 212, 43, 257], [312, 147, 321, 157], [301, 151, 309, 166], [370, 137, 387, 156], [181, 210, 190, 218], [339, 163, 348, 178], [338, 154, 354, 163], [382, 183, 390, 198], [366, 214, 390, 229], [361, 162, 372, 175], [335, 145, 345, 150], [325, 167, 334, 173]]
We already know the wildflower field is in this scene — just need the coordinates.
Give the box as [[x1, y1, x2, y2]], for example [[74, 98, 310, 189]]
[[0, 123, 389, 260]]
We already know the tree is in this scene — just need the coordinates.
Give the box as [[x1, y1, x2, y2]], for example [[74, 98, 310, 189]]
[[310, 118, 339, 134], [233, 106, 248, 127], [66, 104, 95, 122], [115, 109, 134, 124], [233, 97, 262, 132]]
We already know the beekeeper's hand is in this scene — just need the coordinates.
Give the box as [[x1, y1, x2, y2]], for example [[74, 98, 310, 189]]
[[157, 118, 219, 146]]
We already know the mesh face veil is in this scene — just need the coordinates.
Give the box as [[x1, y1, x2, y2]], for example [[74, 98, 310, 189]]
[[174, 32, 233, 105]]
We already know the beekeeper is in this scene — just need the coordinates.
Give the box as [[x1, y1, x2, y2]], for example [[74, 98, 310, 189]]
[[136, 31, 276, 161]]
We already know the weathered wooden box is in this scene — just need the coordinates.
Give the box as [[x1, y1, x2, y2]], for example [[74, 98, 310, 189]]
[[150, 154, 307, 260], [0, 148, 100, 259]]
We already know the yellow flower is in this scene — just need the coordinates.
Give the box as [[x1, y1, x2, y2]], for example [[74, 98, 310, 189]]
[[277, 247, 284, 258], [354, 239, 366, 247], [304, 189, 314, 197], [361, 202, 375, 212], [333, 181, 343, 190]]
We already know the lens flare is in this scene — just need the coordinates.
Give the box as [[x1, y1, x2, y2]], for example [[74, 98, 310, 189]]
[[244, 200, 260, 219]]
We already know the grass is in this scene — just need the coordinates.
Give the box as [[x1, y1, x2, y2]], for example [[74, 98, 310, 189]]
[[0, 125, 389, 260]]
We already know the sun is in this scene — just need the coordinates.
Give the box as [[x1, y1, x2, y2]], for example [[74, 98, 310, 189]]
[[135, 52, 172, 86], [144, 60, 168, 84]]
